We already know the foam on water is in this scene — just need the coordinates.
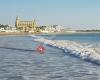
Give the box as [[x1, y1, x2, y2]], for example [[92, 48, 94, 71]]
[[32, 35, 100, 65]]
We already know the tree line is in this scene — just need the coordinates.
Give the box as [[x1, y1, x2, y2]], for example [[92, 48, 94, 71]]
[[0, 24, 9, 29]]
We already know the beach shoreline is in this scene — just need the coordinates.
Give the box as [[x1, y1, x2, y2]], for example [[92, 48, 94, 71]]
[[0, 32, 42, 36], [0, 31, 100, 36]]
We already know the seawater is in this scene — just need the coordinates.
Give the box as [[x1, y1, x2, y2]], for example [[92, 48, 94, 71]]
[[40, 33, 100, 42], [0, 34, 100, 80]]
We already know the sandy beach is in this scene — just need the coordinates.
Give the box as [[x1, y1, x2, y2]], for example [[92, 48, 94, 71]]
[[0, 32, 42, 36], [0, 31, 100, 36]]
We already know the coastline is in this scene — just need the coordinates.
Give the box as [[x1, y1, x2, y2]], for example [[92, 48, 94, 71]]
[[0, 31, 100, 36], [0, 32, 41, 36], [40, 31, 100, 35]]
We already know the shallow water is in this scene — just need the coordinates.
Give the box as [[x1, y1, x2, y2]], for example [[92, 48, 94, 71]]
[[0, 35, 100, 80]]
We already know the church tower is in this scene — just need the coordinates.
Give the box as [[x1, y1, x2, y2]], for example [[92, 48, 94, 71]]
[[15, 16, 37, 32], [15, 16, 20, 28]]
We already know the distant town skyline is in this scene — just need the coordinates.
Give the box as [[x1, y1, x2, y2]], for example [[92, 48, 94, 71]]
[[0, 0, 100, 30]]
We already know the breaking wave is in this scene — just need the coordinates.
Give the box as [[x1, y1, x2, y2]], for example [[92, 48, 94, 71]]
[[32, 35, 100, 65]]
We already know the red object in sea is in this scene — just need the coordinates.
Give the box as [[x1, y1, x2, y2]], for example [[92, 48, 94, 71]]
[[36, 45, 45, 54]]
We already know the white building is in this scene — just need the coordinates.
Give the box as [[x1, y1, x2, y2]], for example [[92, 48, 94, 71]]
[[40, 25, 76, 33]]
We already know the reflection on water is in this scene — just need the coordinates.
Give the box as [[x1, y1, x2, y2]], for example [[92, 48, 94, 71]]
[[0, 36, 100, 80]]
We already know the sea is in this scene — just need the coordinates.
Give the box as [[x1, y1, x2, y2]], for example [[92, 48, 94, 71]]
[[0, 33, 100, 80]]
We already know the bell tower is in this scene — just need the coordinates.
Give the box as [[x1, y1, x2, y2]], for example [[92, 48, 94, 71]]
[[15, 16, 20, 28]]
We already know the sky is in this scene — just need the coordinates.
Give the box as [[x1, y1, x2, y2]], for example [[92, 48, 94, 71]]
[[0, 0, 100, 30]]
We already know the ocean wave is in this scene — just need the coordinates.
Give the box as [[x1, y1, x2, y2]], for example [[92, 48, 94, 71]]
[[31, 36, 100, 65]]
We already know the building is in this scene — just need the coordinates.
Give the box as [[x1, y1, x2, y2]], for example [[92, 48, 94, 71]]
[[40, 25, 63, 33], [39, 25, 76, 33], [15, 16, 37, 32]]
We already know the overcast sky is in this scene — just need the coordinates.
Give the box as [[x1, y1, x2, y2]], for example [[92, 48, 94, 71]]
[[0, 0, 100, 29]]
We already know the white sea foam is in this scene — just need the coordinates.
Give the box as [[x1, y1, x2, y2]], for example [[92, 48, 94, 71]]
[[32, 36, 100, 65]]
